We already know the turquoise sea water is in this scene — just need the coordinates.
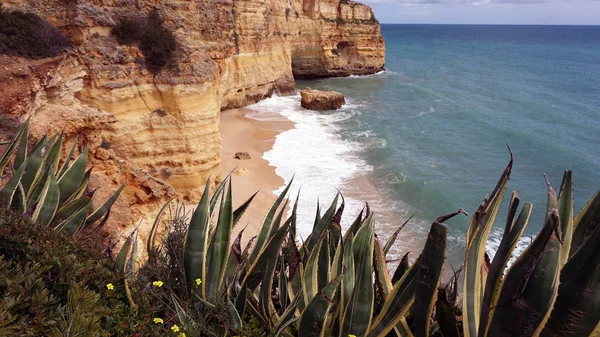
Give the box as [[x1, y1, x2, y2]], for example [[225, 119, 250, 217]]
[[249, 24, 600, 267]]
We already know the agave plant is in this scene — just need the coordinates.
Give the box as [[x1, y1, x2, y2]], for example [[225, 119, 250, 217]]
[[128, 147, 599, 337], [0, 120, 123, 236], [458, 153, 600, 337], [136, 171, 463, 336]]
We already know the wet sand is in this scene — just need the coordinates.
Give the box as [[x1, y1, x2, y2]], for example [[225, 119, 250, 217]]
[[220, 108, 294, 246]]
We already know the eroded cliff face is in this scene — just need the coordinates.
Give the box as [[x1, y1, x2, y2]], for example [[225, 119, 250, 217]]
[[0, 0, 384, 248]]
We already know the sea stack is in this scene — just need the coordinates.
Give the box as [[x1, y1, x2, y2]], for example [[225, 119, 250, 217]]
[[300, 88, 346, 110]]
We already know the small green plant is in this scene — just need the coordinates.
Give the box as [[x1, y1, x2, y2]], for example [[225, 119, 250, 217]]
[[0, 8, 73, 59], [111, 10, 176, 74]]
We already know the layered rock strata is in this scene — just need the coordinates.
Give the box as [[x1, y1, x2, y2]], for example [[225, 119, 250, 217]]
[[0, 0, 385, 249]]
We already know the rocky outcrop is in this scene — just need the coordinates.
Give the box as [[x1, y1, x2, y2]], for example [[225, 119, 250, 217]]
[[300, 88, 346, 110], [0, 0, 384, 251]]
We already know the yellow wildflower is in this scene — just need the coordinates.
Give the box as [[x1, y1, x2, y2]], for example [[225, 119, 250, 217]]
[[171, 325, 180, 333], [152, 280, 164, 287], [106, 283, 114, 290], [153, 318, 164, 324], [349, 335, 357, 337], [195, 278, 202, 286], [179, 333, 186, 337]]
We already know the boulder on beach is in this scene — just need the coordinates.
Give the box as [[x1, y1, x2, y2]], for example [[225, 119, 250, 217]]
[[300, 88, 346, 111], [234, 152, 251, 160]]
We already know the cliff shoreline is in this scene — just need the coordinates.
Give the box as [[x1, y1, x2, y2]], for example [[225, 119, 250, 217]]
[[0, 0, 385, 252]]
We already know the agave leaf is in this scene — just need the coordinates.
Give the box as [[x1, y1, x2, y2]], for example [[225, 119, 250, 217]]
[[32, 174, 60, 226], [270, 199, 289, 239], [57, 146, 89, 204], [392, 252, 410, 284], [479, 193, 532, 334], [115, 226, 138, 274], [299, 273, 344, 337], [12, 183, 26, 213], [414, 222, 447, 337], [207, 181, 234, 302], [275, 316, 299, 337], [463, 155, 512, 337], [20, 134, 49, 195], [25, 165, 52, 209], [341, 214, 375, 337], [85, 184, 125, 225], [374, 240, 393, 295], [256, 222, 294, 321], [317, 230, 331, 290], [227, 296, 243, 331], [65, 166, 92, 203], [172, 294, 195, 331], [259, 252, 281, 323], [184, 179, 212, 299], [557, 170, 574, 267], [436, 288, 460, 337], [331, 237, 343, 275], [0, 120, 28, 175], [242, 221, 291, 291], [397, 317, 414, 337], [305, 194, 339, 255], [367, 256, 420, 337], [289, 190, 300, 240], [210, 173, 231, 212], [0, 160, 27, 207], [279, 256, 289, 311], [128, 229, 140, 273], [235, 283, 247, 319], [484, 208, 560, 336], [54, 202, 91, 236], [248, 179, 293, 263], [515, 181, 563, 336], [384, 213, 415, 255], [304, 228, 329, 303], [233, 190, 258, 226], [44, 133, 63, 175], [13, 121, 29, 170], [57, 136, 77, 179], [340, 233, 355, 329], [539, 223, 600, 337], [570, 187, 600, 257], [342, 208, 364, 244], [52, 197, 92, 226], [373, 239, 392, 319], [146, 198, 173, 259]]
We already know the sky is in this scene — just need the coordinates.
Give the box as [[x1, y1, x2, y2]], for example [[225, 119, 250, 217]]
[[363, 0, 600, 24]]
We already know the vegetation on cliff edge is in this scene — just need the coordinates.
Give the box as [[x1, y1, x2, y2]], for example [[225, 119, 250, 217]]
[[112, 10, 177, 74], [0, 5, 72, 59]]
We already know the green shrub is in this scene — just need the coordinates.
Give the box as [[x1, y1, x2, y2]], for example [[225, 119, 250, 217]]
[[111, 10, 176, 74], [0, 8, 72, 59], [111, 18, 144, 45], [0, 208, 165, 336]]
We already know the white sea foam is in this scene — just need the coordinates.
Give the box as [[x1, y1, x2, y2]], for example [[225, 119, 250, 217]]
[[248, 95, 374, 239], [347, 70, 391, 78], [486, 227, 533, 267]]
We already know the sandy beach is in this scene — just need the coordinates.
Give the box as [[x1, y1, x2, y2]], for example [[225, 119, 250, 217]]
[[220, 108, 294, 246]]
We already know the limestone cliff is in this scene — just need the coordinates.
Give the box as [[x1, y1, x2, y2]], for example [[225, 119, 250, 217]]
[[0, 0, 384, 246]]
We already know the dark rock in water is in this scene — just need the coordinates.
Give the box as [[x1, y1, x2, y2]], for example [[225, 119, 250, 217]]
[[234, 152, 251, 160], [300, 88, 345, 110]]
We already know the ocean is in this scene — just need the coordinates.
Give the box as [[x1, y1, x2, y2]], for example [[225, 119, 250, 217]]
[[247, 24, 600, 268]]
